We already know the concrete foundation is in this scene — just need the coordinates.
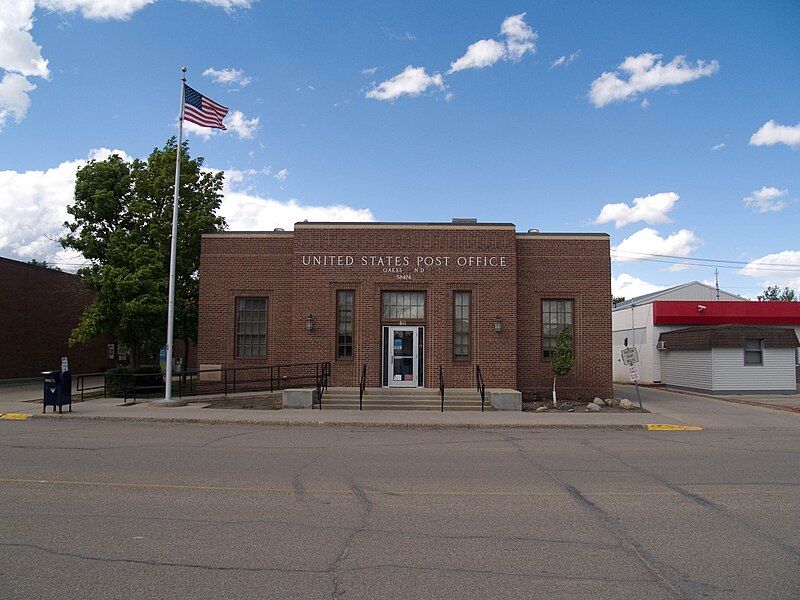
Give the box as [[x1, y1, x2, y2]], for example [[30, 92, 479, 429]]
[[282, 388, 315, 409], [489, 389, 522, 411]]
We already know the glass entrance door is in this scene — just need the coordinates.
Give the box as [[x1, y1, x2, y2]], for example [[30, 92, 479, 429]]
[[388, 327, 418, 387]]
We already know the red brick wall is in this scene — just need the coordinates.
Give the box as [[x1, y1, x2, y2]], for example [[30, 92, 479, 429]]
[[516, 237, 613, 400], [288, 225, 518, 388], [0, 258, 116, 379], [197, 226, 612, 396]]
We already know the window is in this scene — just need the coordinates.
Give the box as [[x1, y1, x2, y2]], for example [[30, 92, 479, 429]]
[[542, 299, 573, 360], [453, 291, 471, 359], [744, 339, 763, 365], [235, 298, 267, 358], [337, 290, 354, 358], [382, 292, 425, 319]]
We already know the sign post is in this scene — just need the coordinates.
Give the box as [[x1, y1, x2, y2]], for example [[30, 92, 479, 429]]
[[621, 348, 644, 411]]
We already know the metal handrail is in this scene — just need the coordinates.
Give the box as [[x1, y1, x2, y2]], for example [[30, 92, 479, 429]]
[[51, 361, 332, 402], [358, 363, 367, 410], [476, 365, 485, 412], [315, 362, 330, 409], [438, 364, 444, 412]]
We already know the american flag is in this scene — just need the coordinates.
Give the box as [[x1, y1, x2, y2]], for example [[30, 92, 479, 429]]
[[183, 84, 228, 130]]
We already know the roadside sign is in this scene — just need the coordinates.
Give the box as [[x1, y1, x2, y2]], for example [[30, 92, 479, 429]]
[[107, 343, 115, 359], [60, 357, 69, 372], [621, 347, 639, 365], [628, 364, 640, 382]]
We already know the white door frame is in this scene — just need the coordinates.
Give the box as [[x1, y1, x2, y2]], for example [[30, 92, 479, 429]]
[[387, 326, 418, 387]]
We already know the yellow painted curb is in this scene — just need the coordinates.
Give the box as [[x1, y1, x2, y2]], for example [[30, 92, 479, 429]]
[[0, 413, 31, 421], [647, 424, 702, 431]]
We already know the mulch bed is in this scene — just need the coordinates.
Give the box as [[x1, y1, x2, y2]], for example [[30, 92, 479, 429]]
[[522, 400, 648, 413], [204, 394, 282, 410]]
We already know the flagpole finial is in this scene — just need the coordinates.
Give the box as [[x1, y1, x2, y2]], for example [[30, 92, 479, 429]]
[[181, 66, 187, 82]]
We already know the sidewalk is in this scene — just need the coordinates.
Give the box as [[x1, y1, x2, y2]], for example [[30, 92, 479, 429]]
[[3, 383, 800, 430]]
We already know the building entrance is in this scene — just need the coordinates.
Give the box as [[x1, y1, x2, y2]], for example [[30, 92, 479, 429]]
[[383, 326, 425, 387]]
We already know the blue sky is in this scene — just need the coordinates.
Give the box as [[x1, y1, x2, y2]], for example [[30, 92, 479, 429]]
[[1, 0, 799, 298]]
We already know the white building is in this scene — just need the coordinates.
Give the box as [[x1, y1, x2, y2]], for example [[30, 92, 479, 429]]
[[612, 281, 745, 385]]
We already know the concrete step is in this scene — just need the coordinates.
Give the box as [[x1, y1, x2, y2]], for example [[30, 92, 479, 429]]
[[316, 402, 490, 412]]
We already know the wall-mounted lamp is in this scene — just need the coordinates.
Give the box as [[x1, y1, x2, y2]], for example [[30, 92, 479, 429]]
[[305, 313, 314, 332], [493, 316, 502, 333]]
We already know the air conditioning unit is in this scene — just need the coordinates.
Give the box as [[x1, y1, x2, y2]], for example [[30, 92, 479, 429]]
[[657, 341, 667, 351]]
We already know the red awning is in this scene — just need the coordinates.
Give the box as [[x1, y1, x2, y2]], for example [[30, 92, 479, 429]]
[[652, 301, 800, 326]]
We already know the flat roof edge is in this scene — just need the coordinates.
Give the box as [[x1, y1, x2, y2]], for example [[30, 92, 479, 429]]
[[516, 232, 610, 239]]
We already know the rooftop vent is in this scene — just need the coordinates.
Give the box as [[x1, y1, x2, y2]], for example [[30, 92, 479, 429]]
[[527, 228, 539, 233], [274, 227, 285, 231], [452, 218, 478, 224]]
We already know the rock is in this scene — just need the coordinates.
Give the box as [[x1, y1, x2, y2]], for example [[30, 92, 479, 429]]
[[586, 402, 601, 412], [593, 397, 603, 405], [558, 402, 574, 411], [535, 406, 548, 412], [611, 398, 621, 408], [603, 398, 614, 407], [619, 398, 633, 410], [567, 408, 574, 412]]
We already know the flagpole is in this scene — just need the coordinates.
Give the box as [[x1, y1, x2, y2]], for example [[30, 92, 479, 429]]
[[157, 67, 188, 406]]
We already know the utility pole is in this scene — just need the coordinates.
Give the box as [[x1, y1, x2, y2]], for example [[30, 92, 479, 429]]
[[715, 268, 720, 301]]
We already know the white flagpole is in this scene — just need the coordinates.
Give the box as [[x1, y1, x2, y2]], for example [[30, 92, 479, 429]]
[[158, 67, 188, 406]]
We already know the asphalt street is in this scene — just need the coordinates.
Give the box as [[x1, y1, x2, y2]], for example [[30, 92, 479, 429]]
[[1, 418, 798, 599]]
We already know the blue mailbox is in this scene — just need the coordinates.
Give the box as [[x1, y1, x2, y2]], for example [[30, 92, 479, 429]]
[[42, 370, 72, 413]]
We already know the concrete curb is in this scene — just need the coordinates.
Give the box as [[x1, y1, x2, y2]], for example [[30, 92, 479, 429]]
[[28, 413, 652, 431]]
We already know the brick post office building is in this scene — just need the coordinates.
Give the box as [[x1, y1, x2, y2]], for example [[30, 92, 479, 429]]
[[197, 221, 612, 399]]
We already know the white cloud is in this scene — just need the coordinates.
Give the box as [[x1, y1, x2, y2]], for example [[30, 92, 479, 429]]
[[224, 110, 259, 138], [711, 142, 725, 151], [274, 168, 287, 181], [0, 147, 130, 266], [749, 120, 800, 147], [613, 227, 699, 262], [499, 13, 537, 61], [203, 66, 252, 87], [361, 67, 378, 76], [218, 174, 374, 231], [550, 50, 580, 70], [595, 192, 679, 228], [0, 0, 50, 77], [0, 1, 254, 131], [38, 0, 251, 20], [0, 72, 36, 128], [588, 53, 719, 108], [743, 186, 788, 213], [611, 273, 664, 299], [366, 65, 444, 101], [185, 0, 253, 10], [0, 148, 370, 268], [740, 250, 800, 290], [186, 110, 259, 139], [448, 13, 537, 74], [36, 0, 158, 20], [0, 1, 49, 129], [449, 39, 506, 73]]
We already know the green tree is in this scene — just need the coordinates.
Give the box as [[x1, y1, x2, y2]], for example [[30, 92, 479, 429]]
[[612, 295, 625, 307], [551, 327, 574, 407], [758, 286, 797, 302], [28, 259, 62, 271], [60, 138, 225, 366]]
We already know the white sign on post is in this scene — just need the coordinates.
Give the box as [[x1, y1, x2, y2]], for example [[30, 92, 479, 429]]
[[621, 347, 639, 366], [628, 365, 640, 382], [60, 356, 69, 372]]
